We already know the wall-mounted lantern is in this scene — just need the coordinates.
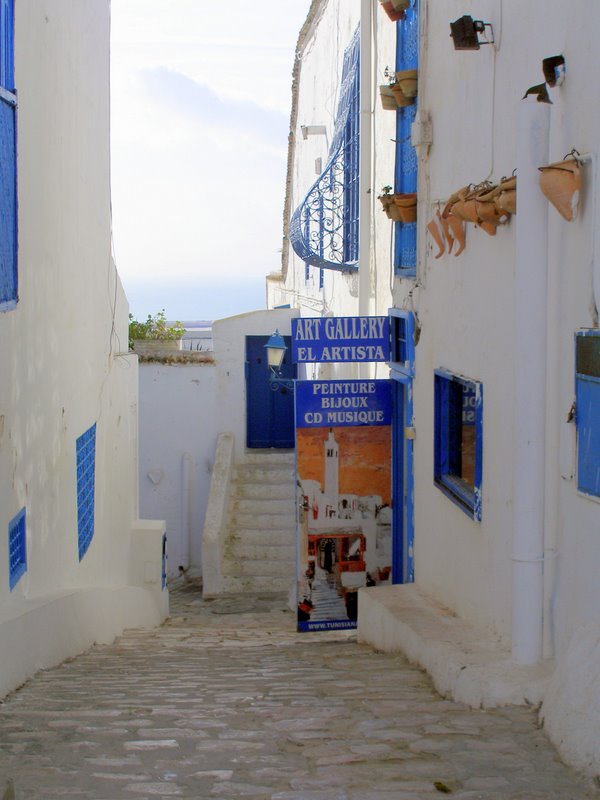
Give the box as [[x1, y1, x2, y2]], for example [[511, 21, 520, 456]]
[[542, 55, 566, 88], [265, 330, 295, 392], [449, 15, 494, 50]]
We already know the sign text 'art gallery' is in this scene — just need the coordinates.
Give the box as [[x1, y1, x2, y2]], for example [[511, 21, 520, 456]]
[[292, 316, 390, 363], [296, 380, 392, 428]]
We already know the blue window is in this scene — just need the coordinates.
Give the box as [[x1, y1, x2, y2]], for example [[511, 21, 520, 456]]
[[434, 370, 483, 520], [8, 507, 26, 590], [76, 423, 97, 560], [389, 308, 415, 374], [394, 0, 418, 277], [0, 0, 17, 311], [575, 331, 600, 498], [290, 27, 360, 273]]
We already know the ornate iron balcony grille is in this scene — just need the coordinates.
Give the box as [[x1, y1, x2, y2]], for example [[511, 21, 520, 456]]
[[290, 27, 360, 273]]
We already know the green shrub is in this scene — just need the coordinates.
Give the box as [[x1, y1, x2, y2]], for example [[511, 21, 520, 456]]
[[129, 310, 185, 350]]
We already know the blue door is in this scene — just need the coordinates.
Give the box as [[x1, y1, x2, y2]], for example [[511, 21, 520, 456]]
[[389, 310, 415, 583], [246, 335, 296, 449]]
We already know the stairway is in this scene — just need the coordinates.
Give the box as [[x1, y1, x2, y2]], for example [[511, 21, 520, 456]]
[[221, 451, 297, 594]]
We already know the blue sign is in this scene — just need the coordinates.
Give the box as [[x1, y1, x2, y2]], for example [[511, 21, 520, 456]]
[[296, 380, 392, 428], [292, 316, 390, 363]]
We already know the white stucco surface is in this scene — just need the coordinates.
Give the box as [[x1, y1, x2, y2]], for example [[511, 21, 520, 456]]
[[276, 0, 600, 775], [0, 0, 167, 698]]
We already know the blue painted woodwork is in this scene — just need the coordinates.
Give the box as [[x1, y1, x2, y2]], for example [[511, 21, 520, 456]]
[[575, 331, 600, 497], [434, 369, 483, 521], [0, 0, 14, 90], [0, 0, 16, 311], [394, 0, 418, 277], [245, 335, 296, 449], [8, 507, 26, 590], [76, 423, 97, 560], [290, 27, 360, 273], [390, 310, 415, 583]]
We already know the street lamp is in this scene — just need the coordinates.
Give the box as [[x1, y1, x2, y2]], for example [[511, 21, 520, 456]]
[[265, 330, 295, 392]]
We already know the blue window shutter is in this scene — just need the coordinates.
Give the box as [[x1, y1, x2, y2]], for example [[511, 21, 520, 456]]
[[0, 96, 16, 308], [575, 332, 600, 497], [0, 0, 16, 310], [394, 0, 418, 276]]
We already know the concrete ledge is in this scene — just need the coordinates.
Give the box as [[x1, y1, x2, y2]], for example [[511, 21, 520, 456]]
[[358, 584, 553, 709]]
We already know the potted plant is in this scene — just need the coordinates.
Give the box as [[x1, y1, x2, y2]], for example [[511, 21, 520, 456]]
[[378, 186, 402, 222], [129, 310, 186, 355]]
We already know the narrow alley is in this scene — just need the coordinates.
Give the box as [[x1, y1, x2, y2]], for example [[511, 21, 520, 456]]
[[0, 583, 595, 800]]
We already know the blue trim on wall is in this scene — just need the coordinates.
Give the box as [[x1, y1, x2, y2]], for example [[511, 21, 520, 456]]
[[389, 309, 415, 583], [575, 330, 600, 498], [394, 0, 418, 277], [76, 423, 97, 561], [8, 507, 26, 590], [434, 369, 483, 521]]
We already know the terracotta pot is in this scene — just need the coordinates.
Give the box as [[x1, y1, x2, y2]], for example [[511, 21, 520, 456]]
[[395, 69, 418, 98], [390, 0, 410, 10], [378, 195, 403, 222], [538, 158, 581, 221], [393, 193, 417, 222], [379, 85, 397, 111], [390, 82, 414, 107], [379, 0, 404, 21], [496, 189, 516, 215]]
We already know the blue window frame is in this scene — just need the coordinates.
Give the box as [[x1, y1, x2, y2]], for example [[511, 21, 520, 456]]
[[0, 0, 17, 311], [575, 330, 600, 498], [394, 0, 418, 278], [389, 308, 415, 375], [434, 369, 483, 520], [290, 27, 360, 273], [76, 423, 97, 560], [8, 507, 26, 590]]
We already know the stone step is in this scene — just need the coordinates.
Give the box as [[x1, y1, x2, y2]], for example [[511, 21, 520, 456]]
[[234, 464, 295, 484], [231, 497, 296, 515], [230, 511, 295, 530], [243, 451, 295, 465], [221, 574, 295, 594], [230, 528, 296, 547], [230, 542, 296, 562], [224, 559, 295, 579], [234, 481, 295, 500]]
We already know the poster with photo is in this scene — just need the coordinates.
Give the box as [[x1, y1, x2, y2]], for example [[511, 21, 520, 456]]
[[295, 380, 392, 631]]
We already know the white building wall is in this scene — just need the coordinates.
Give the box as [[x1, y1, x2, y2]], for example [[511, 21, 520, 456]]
[[139, 362, 218, 576], [278, 0, 600, 773], [0, 0, 167, 699]]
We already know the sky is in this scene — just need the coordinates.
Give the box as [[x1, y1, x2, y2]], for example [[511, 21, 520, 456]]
[[110, 0, 312, 323]]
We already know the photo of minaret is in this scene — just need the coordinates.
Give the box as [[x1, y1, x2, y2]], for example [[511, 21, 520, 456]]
[[296, 424, 392, 630]]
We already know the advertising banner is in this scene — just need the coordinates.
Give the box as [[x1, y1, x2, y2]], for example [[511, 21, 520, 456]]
[[295, 380, 393, 631], [292, 316, 390, 363]]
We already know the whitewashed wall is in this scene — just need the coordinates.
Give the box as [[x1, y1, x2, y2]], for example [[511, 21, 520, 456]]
[[138, 308, 298, 578], [139, 361, 217, 577], [0, 0, 167, 699], [276, 0, 600, 773], [408, 0, 600, 772]]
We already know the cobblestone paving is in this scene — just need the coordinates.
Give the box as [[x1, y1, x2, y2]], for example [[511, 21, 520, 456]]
[[0, 583, 597, 799]]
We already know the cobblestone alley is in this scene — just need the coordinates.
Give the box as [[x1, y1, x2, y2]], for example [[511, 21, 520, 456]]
[[0, 583, 597, 800]]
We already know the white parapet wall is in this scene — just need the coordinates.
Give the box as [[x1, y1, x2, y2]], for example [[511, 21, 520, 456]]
[[201, 432, 235, 597]]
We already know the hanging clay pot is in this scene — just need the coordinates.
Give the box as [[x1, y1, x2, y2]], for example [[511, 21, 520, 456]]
[[538, 157, 581, 221], [393, 193, 417, 223], [390, 82, 414, 107], [395, 69, 418, 98], [496, 189, 516, 215], [378, 194, 403, 222], [379, 0, 404, 21], [379, 85, 397, 111]]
